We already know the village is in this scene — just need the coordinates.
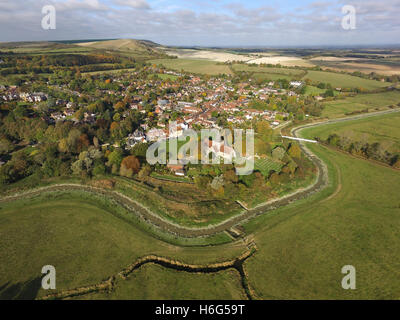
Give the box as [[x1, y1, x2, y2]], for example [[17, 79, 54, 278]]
[[0, 66, 308, 156]]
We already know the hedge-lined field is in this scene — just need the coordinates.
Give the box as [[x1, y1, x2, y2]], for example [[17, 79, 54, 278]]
[[303, 111, 400, 153], [0, 192, 246, 299], [321, 91, 400, 118], [303, 70, 389, 90], [244, 140, 400, 299], [149, 59, 232, 75], [76, 264, 245, 300]]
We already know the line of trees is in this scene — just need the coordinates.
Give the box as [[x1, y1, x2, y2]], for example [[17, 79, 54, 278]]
[[320, 133, 400, 168]]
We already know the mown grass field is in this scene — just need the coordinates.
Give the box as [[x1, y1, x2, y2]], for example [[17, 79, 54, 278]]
[[232, 64, 305, 81], [232, 64, 304, 75], [243, 139, 400, 299], [83, 68, 137, 75], [304, 85, 328, 96], [321, 91, 400, 118], [156, 73, 179, 80], [0, 192, 247, 299], [149, 58, 232, 75], [303, 70, 389, 90], [76, 264, 245, 300], [254, 158, 283, 175], [304, 111, 400, 153]]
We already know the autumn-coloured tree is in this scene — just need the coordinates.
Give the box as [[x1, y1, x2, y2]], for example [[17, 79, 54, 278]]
[[288, 144, 302, 159], [77, 134, 90, 153], [120, 155, 141, 175], [114, 101, 125, 112], [110, 121, 119, 131]]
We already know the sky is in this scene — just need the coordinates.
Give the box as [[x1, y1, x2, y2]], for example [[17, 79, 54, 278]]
[[0, 0, 399, 47]]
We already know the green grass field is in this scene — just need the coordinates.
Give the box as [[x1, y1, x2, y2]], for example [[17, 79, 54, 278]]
[[321, 91, 400, 118], [83, 68, 137, 75], [232, 64, 304, 75], [252, 72, 291, 81], [243, 139, 400, 299], [76, 264, 245, 300], [254, 158, 283, 175], [156, 73, 179, 80], [0, 192, 247, 299], [150, 172, 192, 183], [2, 138, 400, 299], [149, 59, 232, 75], [304, 85, 328, 96], [303, 111, 400, 153], [303, 70, 389, 90], [232, 64, 304, 81]]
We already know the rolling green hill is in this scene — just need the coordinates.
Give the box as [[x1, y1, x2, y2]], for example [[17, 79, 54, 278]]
[[76, 39, 161, 54]]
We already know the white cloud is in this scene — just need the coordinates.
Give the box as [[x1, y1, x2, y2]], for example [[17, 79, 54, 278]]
[[0, 0, 399, 46], [114, 0, 151, 9]]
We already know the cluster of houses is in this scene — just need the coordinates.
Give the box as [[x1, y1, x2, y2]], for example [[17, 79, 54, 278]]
[[0, 86, 48, 103], [123, 74, 294, 148], [0, 67, 304, 177]]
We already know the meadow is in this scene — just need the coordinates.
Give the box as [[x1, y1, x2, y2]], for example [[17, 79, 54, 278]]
[[321, 90, 400, 118], [76, 264, 245, 300], [155, 73, 179, 81], [302, 70, 389, 90], [149, 59, 232, 75], [0, 191, 247, 299], [243, 142, 400, 299], [303, 111, 400, 153], [232, 64, 305, 76]]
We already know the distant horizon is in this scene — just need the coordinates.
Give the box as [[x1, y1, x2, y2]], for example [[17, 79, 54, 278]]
[[2, 38, 400, 50], [1, 1, 399, 47]]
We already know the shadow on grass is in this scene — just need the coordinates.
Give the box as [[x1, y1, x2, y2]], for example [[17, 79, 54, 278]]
[[0, 277, 42, 300]]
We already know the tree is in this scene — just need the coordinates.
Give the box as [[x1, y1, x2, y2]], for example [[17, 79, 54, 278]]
[[256, 121, 273, 141], [93, 163, 106, 176], [288, 144, 301, 159], [194, 175, 211, 189], [77, 134, 90, 153], [324, 88, 334, 97], [223, 169, 239, 183], [138, 164, 152, 180], [0, 137, 13, 155], [107, 149, 123, 168], [272, 146, 285, 160], [120, 155, 140, 177], [71, 159, 85, 176], [131, 143, 149, 159], [66, 128, 81, 154], [239, 173, 255, 187]]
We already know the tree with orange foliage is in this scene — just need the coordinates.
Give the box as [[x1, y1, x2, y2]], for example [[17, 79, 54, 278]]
[[114, 101, 126, 112], [77, 133, 90, 153], [120, 155, 141, 177], [110, 121, 120, 131]]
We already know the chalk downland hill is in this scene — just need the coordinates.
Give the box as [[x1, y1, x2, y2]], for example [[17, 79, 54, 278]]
[[76, 39, 162, 54]]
